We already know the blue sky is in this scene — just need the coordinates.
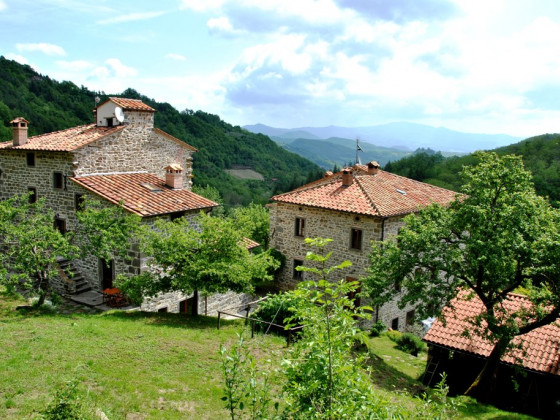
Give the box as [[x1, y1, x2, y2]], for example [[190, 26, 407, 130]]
[[1, 0, 559, 137]]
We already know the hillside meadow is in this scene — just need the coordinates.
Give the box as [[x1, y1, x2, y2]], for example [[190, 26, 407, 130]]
[[0, 291, 533, 419]]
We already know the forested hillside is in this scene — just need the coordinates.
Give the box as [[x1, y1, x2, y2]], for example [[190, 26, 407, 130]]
[[384, 134, 560, 205], [0, 57, 322, 206]]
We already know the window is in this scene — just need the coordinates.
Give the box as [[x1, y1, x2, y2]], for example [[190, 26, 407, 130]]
[[158, 307, 168, 313], [53, 172, 63, 189], [75, 193, 86, 211], [53, 218, 66, 235], [350, 228, 362, 250], [28, 187, 37, 204], [293, 259, 304, 280], [345, 276, 361, 307], [26, 152, 35, 167], [394, 280, 401, 292], [170, 211, 186, 221], [406, 310, 415, 326], [294, 217, 305, 237], [391, 317, 399, 330]]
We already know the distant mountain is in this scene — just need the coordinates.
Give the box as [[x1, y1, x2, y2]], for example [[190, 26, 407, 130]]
[[271, 136, 412, 169], [244, 122, 522, 153], [0, 57, 322, 206]]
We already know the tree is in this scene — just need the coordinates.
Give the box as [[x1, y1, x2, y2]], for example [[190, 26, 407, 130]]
[[367, 152, 560, 401], [74, 199, 141, 266], [0, 195, 78, 305], [119, 212, 279, 307], [229, 203, 270, 249], [282, 238, 386, 418], [0, 194, 141, 306]]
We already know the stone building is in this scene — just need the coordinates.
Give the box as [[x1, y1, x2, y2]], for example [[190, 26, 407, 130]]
[[0, 97, 251, 314], [269, 161, 457, 331]]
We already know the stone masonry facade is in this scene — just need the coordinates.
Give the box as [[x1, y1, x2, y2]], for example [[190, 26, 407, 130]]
[[269, 201, 419, 332]]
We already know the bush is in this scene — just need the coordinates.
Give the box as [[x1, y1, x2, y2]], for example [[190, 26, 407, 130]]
[[370, 321, 386, 337], [386, 329, 402, 343], [41, 380, 86, 420], [395, 332, 426, 356], [251, 292, 303, 335]]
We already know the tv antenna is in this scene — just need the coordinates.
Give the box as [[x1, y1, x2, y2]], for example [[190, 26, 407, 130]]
[[355, 138, 364, 165]]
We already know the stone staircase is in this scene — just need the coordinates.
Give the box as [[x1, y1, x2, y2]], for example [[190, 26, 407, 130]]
[[57, 259, 92, 295]]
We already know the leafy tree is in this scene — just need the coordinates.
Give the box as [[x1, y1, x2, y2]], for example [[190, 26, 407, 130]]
[[367, 152, 560, 401], [229, 203, 270, 249], [74, 199, 141, 266], [0, 195, 78, 306], [281, 238, 391, 418], [120, 213, 279, 307]]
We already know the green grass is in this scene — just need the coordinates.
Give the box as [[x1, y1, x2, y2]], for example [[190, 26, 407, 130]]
[[0, 292, 285, 419], [0, 292, 535, 419]]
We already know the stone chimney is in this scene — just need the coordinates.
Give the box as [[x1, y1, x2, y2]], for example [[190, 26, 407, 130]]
[[367, 161, 380, 175], [11, 117, 29, 146], [165, 164, 184, 189], [342, 169, 353, 186]]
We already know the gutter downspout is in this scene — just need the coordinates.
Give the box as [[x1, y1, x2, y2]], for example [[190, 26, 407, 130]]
[[375, 217, 388, 323]]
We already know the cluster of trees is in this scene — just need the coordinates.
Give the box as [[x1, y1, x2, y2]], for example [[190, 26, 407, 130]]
[[368, 152, 560, 401], [384, 133, 560, 206], [0, 57, 322, 206]]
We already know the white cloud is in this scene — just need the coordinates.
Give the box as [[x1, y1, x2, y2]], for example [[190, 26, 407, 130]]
[[16, 43, 66, 56], [5, 53, 29, 65], [0, 0, 7, 12], [104, 58, 138, 77], [165, 53, 187, 62], [207, 16, 235, 34], [55, 60, 93, 72], [96, 11, 166, 25]]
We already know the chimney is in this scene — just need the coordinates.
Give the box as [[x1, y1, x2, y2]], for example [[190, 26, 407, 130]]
[[342, 169, 353, 186], [11, 117, 29, 146], [165, 164, 184, 189], [367, 161, 380, 175]]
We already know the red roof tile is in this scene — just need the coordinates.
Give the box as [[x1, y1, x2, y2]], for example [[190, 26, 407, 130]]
[[272, 164, 458, 217], [0, 124, 124, 151], [99, 97, 156, 112], [424, 292, 560, 376], [243, 237, 260, 250], [71, 173, 218, 217]]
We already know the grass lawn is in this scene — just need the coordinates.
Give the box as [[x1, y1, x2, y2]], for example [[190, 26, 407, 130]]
[[0, 291, 535, 419], [0, 292, 285, 419]]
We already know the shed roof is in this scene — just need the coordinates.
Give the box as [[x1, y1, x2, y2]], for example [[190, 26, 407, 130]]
[[424, 291, 560, 376]]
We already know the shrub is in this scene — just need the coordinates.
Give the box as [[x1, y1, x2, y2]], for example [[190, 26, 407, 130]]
[[386, 329, 402, 343], [396, 332, 426, 356], [251, 292, 303, 335], [370, 321, 386, 337], [41, 380, 86, 420]]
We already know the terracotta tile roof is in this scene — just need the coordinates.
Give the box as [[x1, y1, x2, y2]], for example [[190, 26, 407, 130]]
[[424, 292, 560, 376], [243, 237, 260, 250], [98, 97, 156, 112], [71, 173, 218, 217], [272, 164, 458, 217], [0, 124, 124, 151]]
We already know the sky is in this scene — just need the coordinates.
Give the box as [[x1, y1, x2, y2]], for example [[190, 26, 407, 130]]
[[1, 0, 559, 137]]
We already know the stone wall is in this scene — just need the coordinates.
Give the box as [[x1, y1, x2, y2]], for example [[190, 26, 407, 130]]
[[269, 202, 419, 332], [73, 126, 193, 189]]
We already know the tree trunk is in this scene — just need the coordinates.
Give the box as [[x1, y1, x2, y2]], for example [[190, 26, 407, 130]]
[[464, 336, 510, 401]]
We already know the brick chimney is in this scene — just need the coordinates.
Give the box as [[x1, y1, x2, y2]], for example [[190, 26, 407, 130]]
[[165, 164, 184, 189], [342, 169, 353, 186], [367, 161, 380, 175], [11, 117, 29, 146]]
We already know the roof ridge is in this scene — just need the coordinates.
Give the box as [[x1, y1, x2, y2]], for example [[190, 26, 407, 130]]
[[379, 169, 461, 195], [354, 175, 381, 216], [272, 172, 342, 198]]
